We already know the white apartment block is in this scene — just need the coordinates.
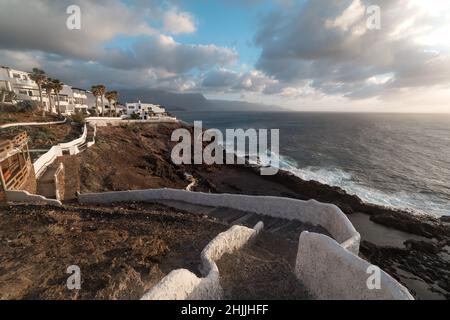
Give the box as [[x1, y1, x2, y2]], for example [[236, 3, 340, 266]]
[[0, 66, 51, 109], [0, 66, 94, 115], [126, 101, 167, 120], [1, 66, 169, 119], [71, 87, 90, 114]]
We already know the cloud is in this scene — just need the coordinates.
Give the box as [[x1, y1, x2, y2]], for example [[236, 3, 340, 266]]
[[1, 0, 450, 111], [102, 35, 237, 73], [201, 68, 279, 94], [0, 0, 236, 92], [163, 9, 197, 34], [254, 0, 450, 100], [0, 0, 156, 60]]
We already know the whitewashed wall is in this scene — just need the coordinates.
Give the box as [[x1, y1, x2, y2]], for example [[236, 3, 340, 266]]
[[5, 190, 62, 206], [0, 118, 67, 129], [141, 222, 263, 300], [86, 117, 178, 127], [78, 188, 360, 253], [33, 124, 87, 178], [79, 189, 413, 300], [296, 232, 414, 300], [86, 124, 97, 148]]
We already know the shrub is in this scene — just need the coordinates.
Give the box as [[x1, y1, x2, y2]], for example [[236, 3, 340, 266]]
[[34, 127, 56, 142], [130, 113, 141, 120], [71, 110, 87, 124], [16, 100, 39, 113]]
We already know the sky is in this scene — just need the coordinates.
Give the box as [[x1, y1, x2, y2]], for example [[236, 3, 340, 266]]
[[0, 0, 449, 113]]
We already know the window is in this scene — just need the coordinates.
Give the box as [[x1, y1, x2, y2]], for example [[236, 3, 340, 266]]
[[13, 74, 21, 79], [19, 90, 28, 95], [28, 91, 33, 96]]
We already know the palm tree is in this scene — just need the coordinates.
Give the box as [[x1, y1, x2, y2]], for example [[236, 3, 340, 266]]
[[91, 85, 101, 116], [97, 85, 106, 117], [52, 79, 64, 115], [105, 90, 118, 116], [42, 78, 55, 114], [29, 68, 47, 116]]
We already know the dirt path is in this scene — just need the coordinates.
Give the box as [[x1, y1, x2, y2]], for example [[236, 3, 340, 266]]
[[157, 200, 330, 300], [217, 232, 311, 300]]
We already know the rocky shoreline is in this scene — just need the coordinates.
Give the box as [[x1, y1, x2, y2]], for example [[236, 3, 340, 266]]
[[235, 167, 450, 299]]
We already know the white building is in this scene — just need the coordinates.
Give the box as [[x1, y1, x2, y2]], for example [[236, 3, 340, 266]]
[[71, 88, 90, 114], [0, 66, 96, 116], [126, 101, 167, 120], [0, 66, 50, 108]]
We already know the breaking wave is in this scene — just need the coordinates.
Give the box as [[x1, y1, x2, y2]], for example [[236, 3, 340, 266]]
[[275, 154, 447, 217]]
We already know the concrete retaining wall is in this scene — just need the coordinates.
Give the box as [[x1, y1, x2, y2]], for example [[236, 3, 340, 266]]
[[58, 124, 87, 153], [78, 188, 359, 253], [33, 146, 63, 178], [33, 124, 87, 178], [5, 190, 62, 206], [86, 124, 97, 148], [0, 118, 66, 129], [141, 222, 263, 300], [295, 232, 414, 300], [86, 117, 178, 127]]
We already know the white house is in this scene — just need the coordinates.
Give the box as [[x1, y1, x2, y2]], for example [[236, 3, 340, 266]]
[[71, 87, 90, 114], [126, 101, 167, 120], [0, 66, 50, 108], [53, 85, 73, 115], [0, 66, 105, 116], [2, 66, 171, 120]]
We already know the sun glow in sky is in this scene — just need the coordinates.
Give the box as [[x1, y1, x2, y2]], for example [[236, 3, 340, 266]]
[[410, 0, 450, 47]]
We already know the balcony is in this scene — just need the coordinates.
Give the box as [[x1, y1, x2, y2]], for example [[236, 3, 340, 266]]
[[10, 77, 36, 87]]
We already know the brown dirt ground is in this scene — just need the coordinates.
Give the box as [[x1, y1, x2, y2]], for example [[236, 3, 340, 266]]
[[1, 123, 82, 149], [62, 123, 301, 199], [0, 109, 60, 126], [77, 124, 189, 193], [0, 202, 228, 300]]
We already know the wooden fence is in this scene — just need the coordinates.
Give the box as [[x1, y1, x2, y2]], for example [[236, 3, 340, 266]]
[[0, 132, 32, 192]]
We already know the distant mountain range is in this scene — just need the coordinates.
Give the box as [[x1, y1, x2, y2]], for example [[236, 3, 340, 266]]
[[119, 89, 286, 112]]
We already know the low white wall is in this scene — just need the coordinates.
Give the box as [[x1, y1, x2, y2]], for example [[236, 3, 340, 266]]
[[295, 232, 414, 300], [78, 189, 413, 300], [141, 222, 263, 300], [86, 117, 178, 127], [78, 188, 359, 253], [86, 124, 97, 148], [33, 145, 63, 178], [33, 124, 87, 178], [5, 190, 62, 206], [0, 118, 66, 129], [58, 123, 87, 152]]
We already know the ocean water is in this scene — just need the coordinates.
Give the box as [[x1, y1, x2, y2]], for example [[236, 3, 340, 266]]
[[175, 111, 450, 217]]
